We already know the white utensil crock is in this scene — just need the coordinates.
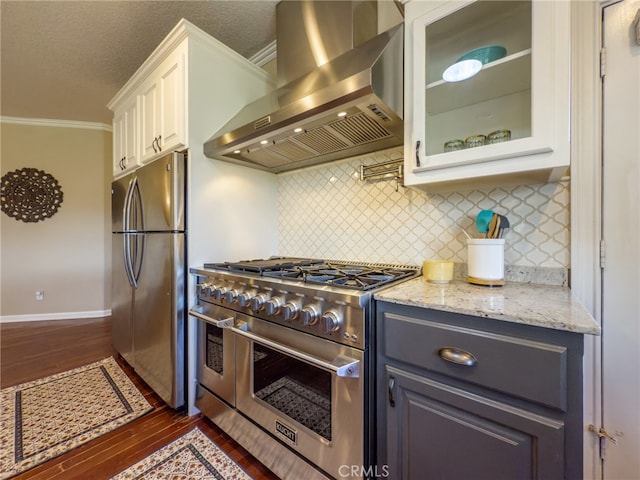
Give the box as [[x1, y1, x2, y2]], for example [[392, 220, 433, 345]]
[[467, 238, 505, 286]]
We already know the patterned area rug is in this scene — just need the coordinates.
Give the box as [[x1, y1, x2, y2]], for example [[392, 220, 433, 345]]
[[0, 357, 152, 479], [111, 428, 253, 479]]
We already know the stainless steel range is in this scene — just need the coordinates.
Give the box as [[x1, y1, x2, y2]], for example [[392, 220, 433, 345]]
[[189, 257, 419, 480]]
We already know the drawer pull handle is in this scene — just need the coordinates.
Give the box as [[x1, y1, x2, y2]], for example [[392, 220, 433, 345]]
[[438, 347, 477, 366]]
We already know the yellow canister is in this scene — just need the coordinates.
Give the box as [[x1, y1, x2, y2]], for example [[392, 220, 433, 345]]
[[423, 260, 454, 284]]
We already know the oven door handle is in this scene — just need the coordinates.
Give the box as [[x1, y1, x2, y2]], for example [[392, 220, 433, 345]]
[[232, 325, 360, 378], [188, 306, 234, 328]]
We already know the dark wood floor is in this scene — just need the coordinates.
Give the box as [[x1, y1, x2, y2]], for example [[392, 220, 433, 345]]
[[0, 317, 280, 480]]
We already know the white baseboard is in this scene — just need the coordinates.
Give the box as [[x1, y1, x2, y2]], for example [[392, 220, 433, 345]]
[[0, 310, 112, 323]]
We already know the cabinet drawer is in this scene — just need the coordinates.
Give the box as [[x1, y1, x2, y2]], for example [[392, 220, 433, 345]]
[[382, 312, 567, 410]]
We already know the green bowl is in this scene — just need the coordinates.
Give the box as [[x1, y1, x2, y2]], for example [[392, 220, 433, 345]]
[[457, 45, 507, 65]]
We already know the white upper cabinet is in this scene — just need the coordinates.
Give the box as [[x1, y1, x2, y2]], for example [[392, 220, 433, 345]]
[[112, 96, 138, 177], [404, 0, 571, 190], [140, 46, 186, 164], [109, 20, 273, 179], [139, 78, 158, 162]]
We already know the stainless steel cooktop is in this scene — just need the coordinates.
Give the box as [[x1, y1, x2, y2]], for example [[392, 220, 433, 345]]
[[203, 257, 419, 292], [194, 257, 420, 348]]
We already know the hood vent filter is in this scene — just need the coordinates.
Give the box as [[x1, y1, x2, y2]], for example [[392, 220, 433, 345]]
[[330, 109, 391, 144], [233, 111, 393, 170]]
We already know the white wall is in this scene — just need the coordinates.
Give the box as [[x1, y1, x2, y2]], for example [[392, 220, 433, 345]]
[[0, 119, 112, 321]]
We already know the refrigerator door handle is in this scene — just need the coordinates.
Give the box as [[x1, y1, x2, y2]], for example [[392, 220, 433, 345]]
[[123, 234, 136, 287], [132, 234, 145, 286], [122, 177, 138, 288], [123, 177, 136, 231], [129, 180, 145, 288], [131, 177, 145, 232]]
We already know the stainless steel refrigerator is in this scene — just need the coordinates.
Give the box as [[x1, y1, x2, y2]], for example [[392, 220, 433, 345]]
[[111, 152, 185, 408]]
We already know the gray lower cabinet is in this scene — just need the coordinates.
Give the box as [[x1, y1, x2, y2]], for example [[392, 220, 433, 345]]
[[376, 301, 584, 480]]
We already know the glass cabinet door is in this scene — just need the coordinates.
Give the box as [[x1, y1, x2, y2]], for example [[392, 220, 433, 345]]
[[405, 0, 570, 187], [424, 1, 531, 157]]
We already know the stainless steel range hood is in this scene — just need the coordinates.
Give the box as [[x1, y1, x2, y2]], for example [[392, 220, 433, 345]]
[[204, 1, 404, 173]]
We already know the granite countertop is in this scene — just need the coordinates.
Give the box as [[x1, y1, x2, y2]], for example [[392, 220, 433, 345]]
[[375, 276, 601, 335]]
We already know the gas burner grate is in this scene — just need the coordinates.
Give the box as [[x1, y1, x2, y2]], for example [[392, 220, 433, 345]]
[[203, 258, 420, 291], [204, 257, 323, 273], [262, 268, 307, 279], [302, 263, 419, 291]]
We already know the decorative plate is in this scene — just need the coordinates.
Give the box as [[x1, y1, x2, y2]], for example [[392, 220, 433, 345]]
[[1, 168, 64, 223]]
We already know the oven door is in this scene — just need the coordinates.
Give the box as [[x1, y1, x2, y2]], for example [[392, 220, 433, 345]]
[[189, 303, 236, 406], [233, 314, 364, 479]]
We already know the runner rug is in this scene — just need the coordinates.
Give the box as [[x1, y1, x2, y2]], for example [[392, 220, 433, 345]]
[[111, 428, 253, 480], [0, 357, 152, 479]]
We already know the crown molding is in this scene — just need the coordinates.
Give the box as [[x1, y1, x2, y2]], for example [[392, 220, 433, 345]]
[[249, 40, 277, 67], [0, 116, 112, 131]]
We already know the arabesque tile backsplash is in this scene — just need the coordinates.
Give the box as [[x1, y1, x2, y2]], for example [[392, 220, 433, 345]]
[[278, 147, 570, 281]]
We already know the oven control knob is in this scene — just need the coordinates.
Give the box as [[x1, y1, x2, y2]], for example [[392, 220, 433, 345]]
[[321, 310, 343, 333], [237, 291, 253, 307], [224, 289, 239, 304], [203, 283, 216, 297], [250, 293, 269, 312], [301, 305, 320, 326], [213, 286, 229, 300], [282, 301, 300, 321], [196, 283, 210, 296], [265, 297, 284, 316]]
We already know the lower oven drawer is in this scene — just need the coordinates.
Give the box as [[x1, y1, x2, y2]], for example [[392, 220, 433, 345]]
[[189, 303, 236, 407], [233, 315, 365, 480]]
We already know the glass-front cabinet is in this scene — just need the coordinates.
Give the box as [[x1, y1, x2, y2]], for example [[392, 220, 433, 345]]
[[404, 0, 570, 190]]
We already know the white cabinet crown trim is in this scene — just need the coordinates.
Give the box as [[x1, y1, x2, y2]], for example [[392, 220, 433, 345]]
[[108, 19, 272, 111]]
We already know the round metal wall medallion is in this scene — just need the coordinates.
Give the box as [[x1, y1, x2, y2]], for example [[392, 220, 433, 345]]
[[1, 168, 64, 223]]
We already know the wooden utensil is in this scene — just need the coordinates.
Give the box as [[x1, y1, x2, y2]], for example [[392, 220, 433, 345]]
[[488, 213, 500, 239]]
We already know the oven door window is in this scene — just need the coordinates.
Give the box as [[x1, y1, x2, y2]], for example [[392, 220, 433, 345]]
[[205, 323, 224, 374], [253, 344, 332, 441]]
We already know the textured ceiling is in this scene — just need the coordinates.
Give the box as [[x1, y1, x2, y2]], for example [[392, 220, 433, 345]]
[[0, 1, 278, 124]]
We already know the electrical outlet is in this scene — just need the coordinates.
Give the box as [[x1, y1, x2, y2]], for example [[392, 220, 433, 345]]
[[35, 291, 44, 301]]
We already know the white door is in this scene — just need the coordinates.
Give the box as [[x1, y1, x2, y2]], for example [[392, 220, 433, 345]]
[[601, 1, 640, 478]]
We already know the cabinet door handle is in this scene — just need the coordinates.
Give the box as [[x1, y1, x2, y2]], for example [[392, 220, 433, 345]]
[[415, 140, 421, 167], [438, 347, 478, 366], [388, 376, 396, 408], [156, 135, 162, 151], [151, 137, 158, 153]]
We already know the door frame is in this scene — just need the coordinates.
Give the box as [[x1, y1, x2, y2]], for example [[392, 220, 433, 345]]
[[570, 1, 608, 479]]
